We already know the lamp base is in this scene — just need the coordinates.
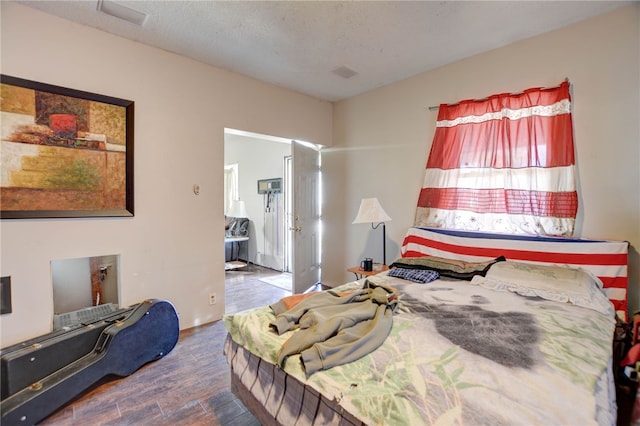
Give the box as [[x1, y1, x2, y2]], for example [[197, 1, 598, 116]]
[[382, 222, 386, 266]]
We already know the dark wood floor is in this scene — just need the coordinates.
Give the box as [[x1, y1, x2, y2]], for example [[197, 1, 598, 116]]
[[38, 264, 291, 425]]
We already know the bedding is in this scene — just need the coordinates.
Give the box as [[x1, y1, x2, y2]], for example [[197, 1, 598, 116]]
[[472, 260, 614, 316], [386, 267, 439, 283], [223, 227, 628, 426], [401, 227, 629, 320], [389, 255, 504, 280], [225, 273, 616, 425]]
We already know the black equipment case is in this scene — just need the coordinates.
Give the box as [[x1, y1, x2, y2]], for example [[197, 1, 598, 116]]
[[0, 299, 179, 425], [0, 305, 135, 400]]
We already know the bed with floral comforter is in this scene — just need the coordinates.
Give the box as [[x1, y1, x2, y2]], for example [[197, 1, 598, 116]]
[[224, 260, 617, 426]]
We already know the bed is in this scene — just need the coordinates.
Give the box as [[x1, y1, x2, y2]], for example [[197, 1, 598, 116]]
[[223, 227, 629, 425]]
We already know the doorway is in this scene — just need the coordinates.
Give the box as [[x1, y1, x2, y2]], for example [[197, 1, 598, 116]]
[[223, 129, 321, 300], [224, 129, 290, 272]]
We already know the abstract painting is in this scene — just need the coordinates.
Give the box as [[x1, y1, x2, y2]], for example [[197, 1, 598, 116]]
[[0, 75, 134, 218]]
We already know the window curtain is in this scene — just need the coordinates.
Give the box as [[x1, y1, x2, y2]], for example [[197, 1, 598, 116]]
[[415, 81, 577, 236]]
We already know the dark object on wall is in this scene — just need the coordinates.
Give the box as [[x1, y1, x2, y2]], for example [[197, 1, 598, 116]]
[[0, 277, 11, 315], [0, 74, 134, 219], [0, 299, 179, 425], [257, 177, 282, 194]]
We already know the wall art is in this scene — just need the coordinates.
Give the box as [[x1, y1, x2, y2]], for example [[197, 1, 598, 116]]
[[0, 75, 134, 218]]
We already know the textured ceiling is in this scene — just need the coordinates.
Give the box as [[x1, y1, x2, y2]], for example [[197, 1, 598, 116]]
[[15, 0, 629, 102]]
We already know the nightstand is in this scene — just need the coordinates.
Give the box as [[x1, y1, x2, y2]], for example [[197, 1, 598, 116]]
[[347, 265, 389, 280]]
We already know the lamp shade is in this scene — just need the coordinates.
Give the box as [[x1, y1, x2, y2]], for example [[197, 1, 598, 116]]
[[352, 198, 391, 224], [227, 200, 248, 218]]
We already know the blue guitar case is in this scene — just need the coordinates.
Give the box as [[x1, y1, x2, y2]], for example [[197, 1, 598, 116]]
[[1, 305, 136, 400], [0, 299, 179, 425]]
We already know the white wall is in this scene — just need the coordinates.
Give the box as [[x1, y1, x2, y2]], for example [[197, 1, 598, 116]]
[[323, 5, 640, 313], [0, 3, 331, 346]]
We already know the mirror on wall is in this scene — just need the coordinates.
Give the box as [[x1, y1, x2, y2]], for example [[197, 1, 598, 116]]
[[51, 254, 120, 329]]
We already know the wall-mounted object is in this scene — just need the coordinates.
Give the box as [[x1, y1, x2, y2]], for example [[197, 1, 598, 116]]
[[1, 276, 12, 315], [0, 74, 134, 219], [257, 178, 282, 194]]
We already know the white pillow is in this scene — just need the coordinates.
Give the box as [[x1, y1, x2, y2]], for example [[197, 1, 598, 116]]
[[470, 261, 613, 316]]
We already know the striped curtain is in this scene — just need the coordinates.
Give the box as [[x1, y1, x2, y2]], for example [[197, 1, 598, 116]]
[[415, 81, 577, 236]]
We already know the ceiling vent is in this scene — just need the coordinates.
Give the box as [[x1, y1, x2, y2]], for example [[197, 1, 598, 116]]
[[97, 0, 148, 26], [332, 66, 358, 79]]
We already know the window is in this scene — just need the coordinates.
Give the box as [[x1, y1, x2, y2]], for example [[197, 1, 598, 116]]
[[416, 82, 577, 236]]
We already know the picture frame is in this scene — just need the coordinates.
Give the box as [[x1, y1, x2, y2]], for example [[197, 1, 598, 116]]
[[0, 75, 134, 218]]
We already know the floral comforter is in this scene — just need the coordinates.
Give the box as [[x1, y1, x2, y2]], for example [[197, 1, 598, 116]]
[[224, 273, 616, 426]]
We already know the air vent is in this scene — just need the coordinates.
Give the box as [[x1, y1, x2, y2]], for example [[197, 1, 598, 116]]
[[97, 0, 148, 26], [332, 66, 358, 79]]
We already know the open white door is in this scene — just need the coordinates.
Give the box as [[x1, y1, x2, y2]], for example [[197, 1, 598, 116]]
[[291, 141, 320, 294]]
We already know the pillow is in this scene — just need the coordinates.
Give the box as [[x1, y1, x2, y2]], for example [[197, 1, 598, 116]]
[[471, 261, 613, 315], [387, 268, 440, 283], [390, 255, 505, 280]]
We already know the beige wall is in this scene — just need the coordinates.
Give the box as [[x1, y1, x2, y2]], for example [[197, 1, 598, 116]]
[[0, 3, 331, 346], [324, 5, 640, 313]]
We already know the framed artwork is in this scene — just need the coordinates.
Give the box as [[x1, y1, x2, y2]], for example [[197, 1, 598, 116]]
[[0, 75, 134, 218]]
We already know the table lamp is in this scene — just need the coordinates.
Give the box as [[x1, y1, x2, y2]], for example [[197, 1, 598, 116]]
[[352, 197, 391, 265], [227, 200, 247, 218]]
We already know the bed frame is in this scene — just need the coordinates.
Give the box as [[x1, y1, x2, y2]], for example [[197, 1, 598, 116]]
[[225, 337, 365, 426]]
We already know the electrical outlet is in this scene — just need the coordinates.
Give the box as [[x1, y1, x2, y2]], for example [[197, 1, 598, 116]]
[[209, 293, 217, 305]]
